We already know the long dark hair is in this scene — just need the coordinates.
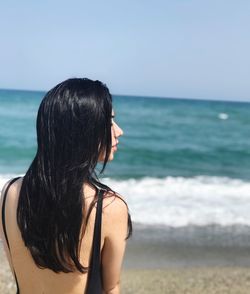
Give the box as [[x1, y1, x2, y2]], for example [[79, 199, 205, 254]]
[[17, 78, 132, 273]]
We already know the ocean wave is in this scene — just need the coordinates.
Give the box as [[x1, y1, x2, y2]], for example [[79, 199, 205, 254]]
[[1, 174, 250, 227], [102, 176, 250, 227]]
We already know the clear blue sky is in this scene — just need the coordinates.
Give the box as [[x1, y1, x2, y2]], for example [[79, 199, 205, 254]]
[[0, 1, 249, 101]]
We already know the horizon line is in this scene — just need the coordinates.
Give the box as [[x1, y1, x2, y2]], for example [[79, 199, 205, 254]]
[[0, 87, 249, 104]]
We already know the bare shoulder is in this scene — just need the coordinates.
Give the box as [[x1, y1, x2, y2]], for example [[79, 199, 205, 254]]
[[102, 191, 129, 237], [0, 177, 23, 207], [102, 191, 128, 217], [1, 179, 12, 198], [0, 178, 21, 240]]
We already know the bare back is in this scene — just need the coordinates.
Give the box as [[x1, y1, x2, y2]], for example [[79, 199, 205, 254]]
[[0, 178, 128, 294]]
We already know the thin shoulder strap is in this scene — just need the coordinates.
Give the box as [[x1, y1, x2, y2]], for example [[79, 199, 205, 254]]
[[86, 188, 104, 293], [1, 177, 21, 294], [91, 188, 104, 268]]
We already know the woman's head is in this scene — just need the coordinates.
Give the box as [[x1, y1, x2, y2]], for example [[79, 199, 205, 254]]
[[36, 78, 121, 177]]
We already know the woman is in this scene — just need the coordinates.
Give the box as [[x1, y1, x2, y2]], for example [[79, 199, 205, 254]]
[[0, 78, 132, 294]]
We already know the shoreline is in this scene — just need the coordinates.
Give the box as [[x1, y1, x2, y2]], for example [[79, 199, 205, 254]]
[[124, 223, 250, 269]]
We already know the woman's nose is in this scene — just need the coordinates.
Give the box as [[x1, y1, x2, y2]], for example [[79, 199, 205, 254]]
[[115, 123, 124, 137]]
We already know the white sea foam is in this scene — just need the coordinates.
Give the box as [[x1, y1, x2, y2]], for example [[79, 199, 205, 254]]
[[218, 112, 229, 120], [1, 174, 250, 227], [102, 176, 250, 227]]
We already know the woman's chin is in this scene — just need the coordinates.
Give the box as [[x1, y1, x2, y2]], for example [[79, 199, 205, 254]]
[[98, 150, 115, 162], [108, 152, 114, 161]]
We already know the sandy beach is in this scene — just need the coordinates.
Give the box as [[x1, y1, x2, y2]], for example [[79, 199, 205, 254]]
[[1, 224, 250, 293], [2, 252, 250, 294], [121, 268, 250, 294]]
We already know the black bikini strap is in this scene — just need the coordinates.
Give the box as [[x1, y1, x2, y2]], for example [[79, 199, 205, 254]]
[[91, 189, 104, 267], [86, 188, 104, 293], [1, 177, 21, 294]]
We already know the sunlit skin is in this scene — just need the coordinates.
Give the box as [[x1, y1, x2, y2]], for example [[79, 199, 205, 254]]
[[99, 110, 124, 162]]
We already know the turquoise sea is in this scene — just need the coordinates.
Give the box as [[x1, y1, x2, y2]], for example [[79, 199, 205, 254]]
[[1, 89, 250, 228]]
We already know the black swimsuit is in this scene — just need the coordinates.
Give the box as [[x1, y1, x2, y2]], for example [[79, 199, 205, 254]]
[[1, 177, 104, 294]]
